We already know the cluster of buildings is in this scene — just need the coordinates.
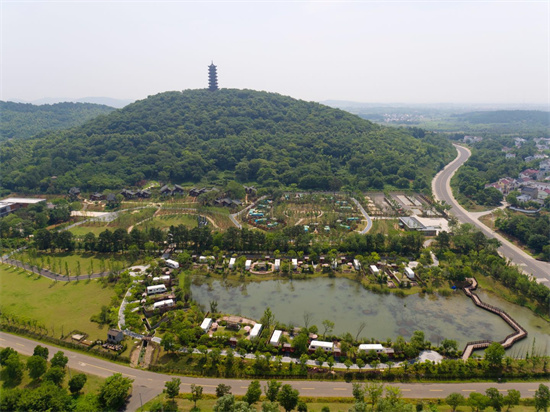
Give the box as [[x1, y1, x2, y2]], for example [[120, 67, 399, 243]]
[[485, 158, 550, 204]]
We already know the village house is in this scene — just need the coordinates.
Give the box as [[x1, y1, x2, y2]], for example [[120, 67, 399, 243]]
[[120, 189, 136, 199], [68, 187, 80, 197], [107, 329, 124, 344], [137, 189, 151, 198], [308, 340, 333, 353], [160, 185, 173, 196], [90, 192, 104, 201]]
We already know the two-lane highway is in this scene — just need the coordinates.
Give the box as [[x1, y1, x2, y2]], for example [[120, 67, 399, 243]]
[[432, 144, 550, 285], [1, 332, 547, 412]]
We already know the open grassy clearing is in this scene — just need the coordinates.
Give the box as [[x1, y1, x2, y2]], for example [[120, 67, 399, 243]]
[[12, 251, 132, 275], [0, 264, 115, 340], [370, 219, 402, 236], [140, 214, 198, 231]]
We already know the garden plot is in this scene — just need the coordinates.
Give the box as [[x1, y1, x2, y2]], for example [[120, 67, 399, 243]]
[[244, 193, 366, 235]]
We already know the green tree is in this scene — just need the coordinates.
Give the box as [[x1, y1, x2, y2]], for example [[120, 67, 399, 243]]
[[264, 380, 282, 402], [33, 345, 49, 360], [190, 383, 204, 408], [535, 384, 550, 412], [26, 355, 47, 380], [484, 342, 506, 368], [43, 366, 66, 386], [445, 392, 465, 412], [486, 387, 504, 412], [365, 382, 384, 408], [165, 377, 181, 400], [260, 307, 276, 333], [68, 373, 88, 394], [216, 383, 232, 398], [244, 380, 262, 405], [322, 319, 335, 339], [352, 383, 365, 403], [503, 389, 520, 411], [468, 392, 489, 412], [278, 384, 300, 412], [214, 394, 235, 411], [263, 401, 282, 412], [98, 373, 134, 411], [50, 351, 68, 368], [3, 352, 24, 384]]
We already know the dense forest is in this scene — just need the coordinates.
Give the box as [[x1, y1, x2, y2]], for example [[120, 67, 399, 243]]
[[0, 89, 454, 194], [0, 101, 115, 141]]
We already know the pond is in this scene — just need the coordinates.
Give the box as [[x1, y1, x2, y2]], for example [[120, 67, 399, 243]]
[[191, 277, 550, 353]]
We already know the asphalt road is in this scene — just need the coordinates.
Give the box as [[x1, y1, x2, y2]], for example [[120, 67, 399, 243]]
[[432, 144, 550, 285], [1, 332, 547, 411]]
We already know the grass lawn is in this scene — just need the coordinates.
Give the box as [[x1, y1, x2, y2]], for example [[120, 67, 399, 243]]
[[140, 214, 198, 231], [370, 219, 401, 236], [69, 224, 109, 237], [13, 251, 132, 275], [0, 264, 116, 340]]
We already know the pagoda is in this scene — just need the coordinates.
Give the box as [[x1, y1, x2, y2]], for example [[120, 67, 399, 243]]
[[208, 62, 218, 91]]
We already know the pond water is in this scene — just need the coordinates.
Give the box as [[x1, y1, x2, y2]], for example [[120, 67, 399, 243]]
[[191, 277, 549, 353]]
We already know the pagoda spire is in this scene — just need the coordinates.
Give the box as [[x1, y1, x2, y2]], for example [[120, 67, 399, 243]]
[[208, 61, 218, 91]]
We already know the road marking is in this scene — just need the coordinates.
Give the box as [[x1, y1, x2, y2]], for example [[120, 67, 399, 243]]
[[429, 389, 443, 392], [16, 343, 25, 347], [240, 386, 248, 389], [498, 389, 508, 392], [301, 388, 315, 390], [0, 338, 5, 341], [528, 389, 536, 392], [81, 362, 136, 378], [401, 389, 411, 392], [462, 390, 476, 392], [333, 388, 347, 391], [148, 378, 153, 381]]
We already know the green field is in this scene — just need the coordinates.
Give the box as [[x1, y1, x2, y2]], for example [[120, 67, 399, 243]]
[[140, 214, 198, 231], [0, 264, 115, 340], [13, 251, 132, 276], [370, 219, 402, 236], [69, 224, 110, 237]]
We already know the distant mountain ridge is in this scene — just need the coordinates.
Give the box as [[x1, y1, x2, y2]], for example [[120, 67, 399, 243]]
[[8, 97, 134, 108], [0, 88, 455, 194], [0, 101, 116, 141], [451, 110, 550, 125]]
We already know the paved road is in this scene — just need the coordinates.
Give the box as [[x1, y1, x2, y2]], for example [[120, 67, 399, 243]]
[[351, 197, 373, 234], [432, 144, 550, 285], [1, 332, 547, 412]]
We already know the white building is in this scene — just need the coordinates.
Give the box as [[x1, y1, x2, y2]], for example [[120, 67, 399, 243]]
[[250, 323, 263, 338], [292, 259, 298, 270], [358, 343, 386, 353], [274, 259, 281, 271], [152, 275, 171, 283], [309, 340, 333, 352], [228, 257, 236, 269], [165, 259, 179, 269], [146, 284, 167, 295], [153, 299, 174, 309], [270, 330, 282, 346], [404, 267, 415, 280], [245, 260, 252, 270], [353, 259, 361, 271], [200, 318, 213, 332], [370, 265, 380, 275]]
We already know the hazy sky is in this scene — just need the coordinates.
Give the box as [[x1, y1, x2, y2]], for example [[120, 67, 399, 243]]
[[2, 1, 549, 104]]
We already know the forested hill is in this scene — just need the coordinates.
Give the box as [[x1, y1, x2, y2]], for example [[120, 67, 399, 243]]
[[0, 89, 454, 194], [0, 101, 115, 141], [452, 110, 549, 125]]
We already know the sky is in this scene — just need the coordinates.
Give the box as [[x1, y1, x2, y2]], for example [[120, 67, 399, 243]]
[[1, 1, 549, 105]]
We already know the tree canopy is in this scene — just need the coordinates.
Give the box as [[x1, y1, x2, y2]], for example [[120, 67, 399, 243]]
[[0, 89, 454, 194]]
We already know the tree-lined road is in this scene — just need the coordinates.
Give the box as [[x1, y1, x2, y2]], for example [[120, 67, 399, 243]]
[[1, 332, 546, 412], [432, 144, 550, 285]]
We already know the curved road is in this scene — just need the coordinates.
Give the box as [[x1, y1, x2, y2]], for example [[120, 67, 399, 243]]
[[1, 333, 546, 412], [432, 144, 550, 285]]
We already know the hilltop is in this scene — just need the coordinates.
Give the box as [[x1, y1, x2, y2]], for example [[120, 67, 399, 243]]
[[0, 89, 454, 194], [0, 101, 116, 141]]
